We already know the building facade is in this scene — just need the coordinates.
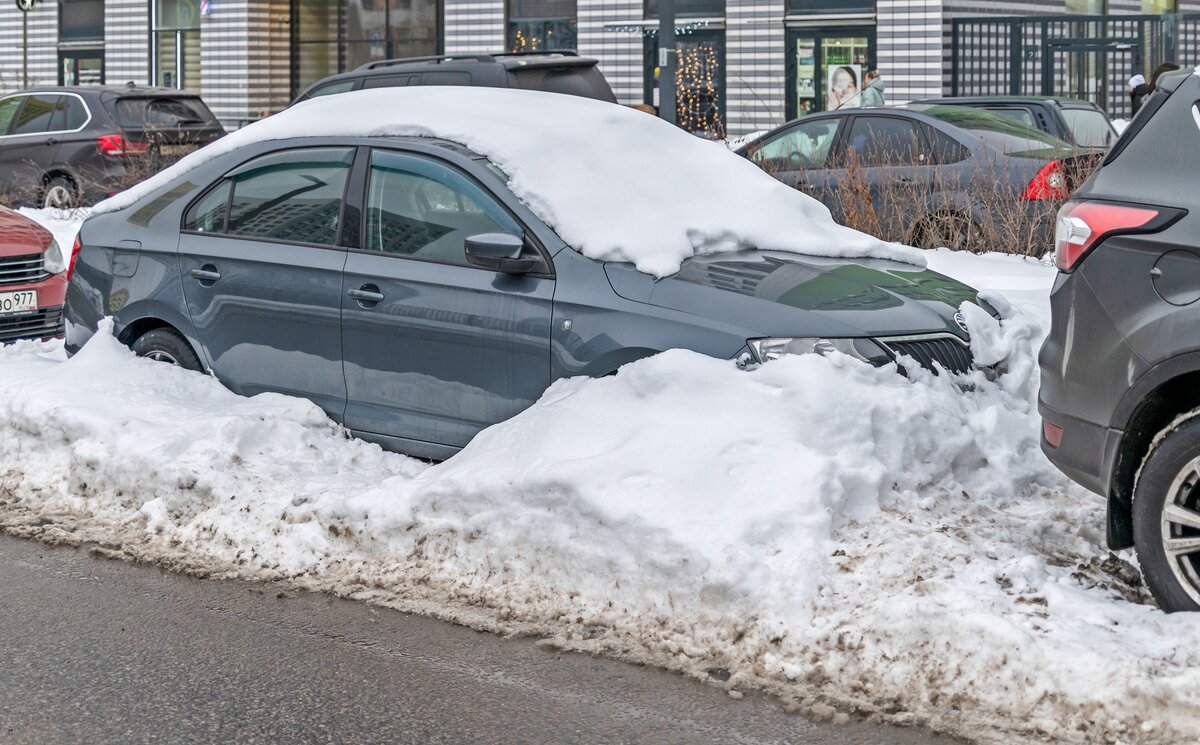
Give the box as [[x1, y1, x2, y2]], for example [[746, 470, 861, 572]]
[[1, 0, 1196, 133]]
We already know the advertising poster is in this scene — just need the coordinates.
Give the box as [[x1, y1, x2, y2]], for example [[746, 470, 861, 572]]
[[827, 63, 861, 110]]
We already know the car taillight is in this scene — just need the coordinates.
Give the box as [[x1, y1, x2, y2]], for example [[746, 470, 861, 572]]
[[67, 235, 82, 279], [1054, 201, 1161, 272], [96, 134, 150, 157], [1023, 160, 1069, 201]]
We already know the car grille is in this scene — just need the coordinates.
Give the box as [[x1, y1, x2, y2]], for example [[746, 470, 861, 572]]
[[0, 254, 49, 287], [0, 305, 64, 344], [881, 334, 974, 375]]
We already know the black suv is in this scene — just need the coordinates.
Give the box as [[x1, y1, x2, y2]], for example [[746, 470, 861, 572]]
[[1039, 69, 1200, 611], [0, 86, 225, 208], [907, 96, 1119, 149], [293, 51, 617, 105]]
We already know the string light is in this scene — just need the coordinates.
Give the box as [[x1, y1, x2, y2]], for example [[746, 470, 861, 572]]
[[674, 42, 724, 138]]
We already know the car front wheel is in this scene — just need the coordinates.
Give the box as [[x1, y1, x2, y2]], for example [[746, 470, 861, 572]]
[[1134, 414, 1200, 612], [131, 328, 203, 372]]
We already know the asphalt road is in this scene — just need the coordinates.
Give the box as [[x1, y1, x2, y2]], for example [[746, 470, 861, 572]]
[[0, 534, 961, 745]]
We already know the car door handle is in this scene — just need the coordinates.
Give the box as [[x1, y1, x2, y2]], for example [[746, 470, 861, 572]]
[[44, 137, 58, 146], [190, 266, 221, 284], [348, 285, 384, 304]]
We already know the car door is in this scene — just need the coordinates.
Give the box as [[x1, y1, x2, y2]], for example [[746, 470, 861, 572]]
[[747, 117, 844, 217], [340, 148, 555, 452], [842, 114, 935, 239], [177, 146, 354, 417], [0, 94, 61, 201]]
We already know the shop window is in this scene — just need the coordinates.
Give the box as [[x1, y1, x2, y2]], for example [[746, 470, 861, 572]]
[[507, 0, 577, 53], [59, 0, 104, 42], [154, 0, 201, 90], [787, 0, 875, 13], [645, 0, 724, 17]]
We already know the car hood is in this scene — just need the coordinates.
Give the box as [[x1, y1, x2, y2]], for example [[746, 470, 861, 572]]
[[0, 207, 52, 258], [604, 250, 981, 339]]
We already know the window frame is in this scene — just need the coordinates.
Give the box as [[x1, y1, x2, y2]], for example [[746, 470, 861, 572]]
[[355, 146, 556, 279], [179, 145, 360, 253], [0, 93, 93, 139]]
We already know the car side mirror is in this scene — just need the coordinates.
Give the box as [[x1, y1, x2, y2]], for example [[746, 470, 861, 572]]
[[465, 232, 542, 274]]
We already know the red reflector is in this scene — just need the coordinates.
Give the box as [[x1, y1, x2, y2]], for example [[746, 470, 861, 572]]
[[96, 134, 150, 157], [1054, 201, 1160, 272], [67, 234, 82, 280], [1023, 160, 1069, 201], [1043, 420, 1064, 449]]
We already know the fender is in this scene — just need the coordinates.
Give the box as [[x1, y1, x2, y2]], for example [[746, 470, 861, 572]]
[[1111, 350, 1200, 430], [576, 347, 664, 379], [112, 299, 212, 371]]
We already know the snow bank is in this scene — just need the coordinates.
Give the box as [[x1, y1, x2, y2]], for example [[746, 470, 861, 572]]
[[3, 251, 1198, 743], [16, 207, 90, 251], [91, 87, 919, 277]]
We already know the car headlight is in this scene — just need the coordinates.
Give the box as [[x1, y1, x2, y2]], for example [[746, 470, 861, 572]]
[[43, 239, 66, 275], [747, 337, 893, 366]]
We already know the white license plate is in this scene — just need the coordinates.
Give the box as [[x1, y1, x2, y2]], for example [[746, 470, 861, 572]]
[[160, 144, 198, 156], [0, 290, 37, 316]]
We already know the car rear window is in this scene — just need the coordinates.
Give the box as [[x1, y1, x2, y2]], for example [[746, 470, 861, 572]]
[[915, 105, 1071, 158], [508, 65, 617, 103], [112, 97, 219, 128], [1060, 107, 1117, 148], [981, 107, 1037, 128]]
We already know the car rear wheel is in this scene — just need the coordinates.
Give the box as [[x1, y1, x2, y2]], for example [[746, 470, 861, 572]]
[[131, 328, 203, 372], [1133, 414, 1200, 612], [42, 176, 78, 210]]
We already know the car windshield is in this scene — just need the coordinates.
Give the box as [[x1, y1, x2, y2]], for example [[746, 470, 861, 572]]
[[1060, 107, 1118, 148], [913, 105, 1073, 158], [113, 97, 218, 128]]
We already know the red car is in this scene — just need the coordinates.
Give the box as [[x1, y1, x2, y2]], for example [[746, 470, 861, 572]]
[[0, 207, 70, 343]]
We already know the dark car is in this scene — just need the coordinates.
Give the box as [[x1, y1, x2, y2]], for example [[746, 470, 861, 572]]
[[0, 207, 69, 344], [64, 96, 986, 462], [293, 52, 617, 105], [738, 106, 1085, 251], [907, 96, 1119, 150], [0, 86, 225, 209], [1039, 68, 1200, 612]]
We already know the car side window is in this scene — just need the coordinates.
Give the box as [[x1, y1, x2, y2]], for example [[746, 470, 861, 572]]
[[846, 116, 927, 167], [362, 74, 415, 89], [9, 94, 59, 136], [365, 149, 523, 267], [48, 96, 88, 132], [307, 81, 358, 98], [925, 127, 970, 165], [183, 180, 233, 233], [0, 97, 21, 135], [419, 72, 471, 86], [751, 119, 840, 171], [223, 147, 355, 246]]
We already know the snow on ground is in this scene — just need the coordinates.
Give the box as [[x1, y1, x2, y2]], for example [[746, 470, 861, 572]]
[[6, 210, 1200, 744], [92, 87, 921, 276]]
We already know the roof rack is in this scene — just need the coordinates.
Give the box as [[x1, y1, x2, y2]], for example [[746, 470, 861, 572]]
[[357, 54, 496, 71], [491, 50, 579, 58]]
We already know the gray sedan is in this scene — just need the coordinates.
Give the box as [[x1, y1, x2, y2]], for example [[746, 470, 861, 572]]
[[65, 135, 985, 460]]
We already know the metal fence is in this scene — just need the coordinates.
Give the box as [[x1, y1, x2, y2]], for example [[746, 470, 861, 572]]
[[951, 13, 1200, 120]]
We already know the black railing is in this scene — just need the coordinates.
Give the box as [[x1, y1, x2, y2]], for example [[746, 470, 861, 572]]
[[951, 13, 1200, 120]]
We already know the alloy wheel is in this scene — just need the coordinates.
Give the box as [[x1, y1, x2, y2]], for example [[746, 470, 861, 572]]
[[1159, 455, 1200, 606], [143, 350, 180, 366]]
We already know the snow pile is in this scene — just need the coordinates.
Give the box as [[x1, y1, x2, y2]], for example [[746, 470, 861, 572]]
[[17, 207, 90, 250], [91, 87, 919, 277]]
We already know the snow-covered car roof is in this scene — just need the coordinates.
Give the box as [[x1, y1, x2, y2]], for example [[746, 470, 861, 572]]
[[95, 87, 923, 277]]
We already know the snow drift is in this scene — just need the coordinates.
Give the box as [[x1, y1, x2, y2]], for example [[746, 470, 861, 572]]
[[2, 263, 1199, 743], [91, 87, 919, 276]]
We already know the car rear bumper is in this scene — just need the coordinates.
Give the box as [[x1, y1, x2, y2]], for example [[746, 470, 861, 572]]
[[1038, 399, 1122, 498]]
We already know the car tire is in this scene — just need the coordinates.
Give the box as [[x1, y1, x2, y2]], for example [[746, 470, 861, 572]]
[[1133, 413, 1200, 612], [42, 176, 78, 210], [130, 328, 203, 372]]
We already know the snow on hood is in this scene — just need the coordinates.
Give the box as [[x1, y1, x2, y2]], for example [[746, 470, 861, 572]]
[[93, 87, 923, 277]]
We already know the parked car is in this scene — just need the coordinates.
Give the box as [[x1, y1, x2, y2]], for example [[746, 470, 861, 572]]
[[293, 51, 617, 105], [0, 207, 68, 344], [906, 96, 1119, 149], [1039, 68, 1200, 612], [0, 85, 225, 209], [737, 106, 1087, 251]]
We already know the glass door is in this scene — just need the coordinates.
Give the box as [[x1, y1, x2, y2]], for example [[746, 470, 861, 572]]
[[786, 29, 874, 119]]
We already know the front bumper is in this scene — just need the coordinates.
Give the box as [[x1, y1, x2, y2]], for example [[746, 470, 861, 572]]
[[0, 272, 67, 344]]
